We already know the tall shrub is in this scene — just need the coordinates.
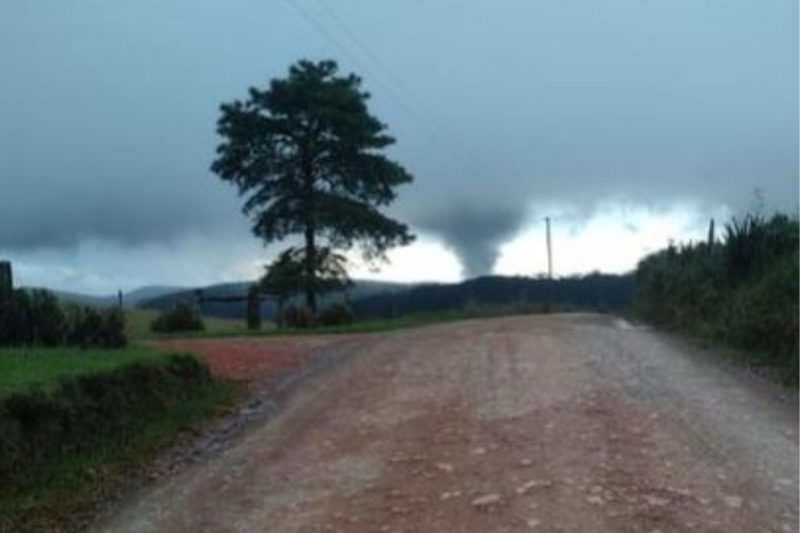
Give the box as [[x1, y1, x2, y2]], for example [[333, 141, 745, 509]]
[[634, 212, 799, 381]]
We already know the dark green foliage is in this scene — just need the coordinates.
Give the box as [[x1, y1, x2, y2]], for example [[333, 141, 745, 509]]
[[635, 213, 799, 382], [212, 59, 414, 311], [352, 273, 633, 317], [318, 303, 355, 326], [723, 213, 798, 282], [102, 307, 127, 347], [261, 249, 305, 327], [142, 275, 633, 323], [150, 303, 205, 333], [28, 291, 65, 346], [281, 306, 317, 329], [0, 290, 126, 348], [65, 305, 127, 348], [0, 261, 12, 301], [261, 247, 353, 327], [0, 355, 210, 487]]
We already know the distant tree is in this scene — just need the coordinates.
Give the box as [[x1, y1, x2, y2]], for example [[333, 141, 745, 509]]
[[28, 290, 65, 346], [261, 246, 352, 326], [151, 304, 205, 334], [212, 59, 414, 311]]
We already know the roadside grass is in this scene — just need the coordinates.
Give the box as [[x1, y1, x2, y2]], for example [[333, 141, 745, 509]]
[[0, 347, 242, 533], [264, 304, 562, 337], [128, 303, 568, 341], [0, 346, 169, 395]]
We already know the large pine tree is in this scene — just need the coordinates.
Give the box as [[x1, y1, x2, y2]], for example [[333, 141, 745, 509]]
[[212, 60, 414, 311]]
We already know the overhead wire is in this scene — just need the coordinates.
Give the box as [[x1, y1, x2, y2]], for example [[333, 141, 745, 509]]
[[310, 0, 492, 179], [283, 0, 490, 180], [282, 0, 420, 119]]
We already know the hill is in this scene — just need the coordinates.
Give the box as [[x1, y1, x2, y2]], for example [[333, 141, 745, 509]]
[[41, 286, 187, 308], [351, 273, 633, 318], [139, 279, 411, 320], [139, 274, 633, 321]]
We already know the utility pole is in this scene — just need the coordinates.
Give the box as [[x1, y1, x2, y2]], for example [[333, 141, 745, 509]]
[[707, 218, 715, 247], [545, 217, 553, 279]]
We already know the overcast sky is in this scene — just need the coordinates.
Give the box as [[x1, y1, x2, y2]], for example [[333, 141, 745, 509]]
[[1, 1, 797, 294]]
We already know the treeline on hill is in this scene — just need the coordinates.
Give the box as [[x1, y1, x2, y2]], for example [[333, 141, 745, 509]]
[[140, 280, 404, 321], [635, 213, 799, 382], [140, 274, 633, 322], [351, 274, 633, 317], [0, 289, 126, 347]]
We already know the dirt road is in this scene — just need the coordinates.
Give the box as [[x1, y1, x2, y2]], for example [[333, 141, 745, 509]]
[[93, 314, 798, 533]]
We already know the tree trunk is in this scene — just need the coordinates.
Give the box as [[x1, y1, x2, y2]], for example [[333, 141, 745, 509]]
[[277, 297, 285, 328], [304, 223, 317, 312], [247, 285, 262, 330], [301, 138, 318, 313]]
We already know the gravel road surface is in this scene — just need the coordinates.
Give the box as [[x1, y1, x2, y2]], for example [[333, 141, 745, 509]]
[[92, 314, 798, 533]]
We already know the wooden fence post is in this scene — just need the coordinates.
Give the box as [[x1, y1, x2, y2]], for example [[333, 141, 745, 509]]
[[0, 261, 12, 303], [247, 285, 261, 330]]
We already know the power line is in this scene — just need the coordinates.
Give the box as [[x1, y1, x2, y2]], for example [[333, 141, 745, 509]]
[[285, 0, 491, 180], [283, 0, 419, 118], [310, 1, 492, 178], [313, 1, 417, 106]]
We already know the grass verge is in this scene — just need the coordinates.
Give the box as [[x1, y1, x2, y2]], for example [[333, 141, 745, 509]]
[[0, 348, 241, 533], [0, 347, 168, 395], [228, 305, 567, 337], [129, 304, 575, 340]]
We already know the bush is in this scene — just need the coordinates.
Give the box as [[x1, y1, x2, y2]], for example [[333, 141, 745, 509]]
[[151, 303, 205, 333], [65, 305, 127, 348], [29, 290, 66, 346], [0, 290, 31, 345], [0, 291, 126, 348], [722, 253, 798, 366], [317, 303, 354, 326], [96, 307, 126, 347], [281, 306, 316, 329], [635, 212, 799, 382]]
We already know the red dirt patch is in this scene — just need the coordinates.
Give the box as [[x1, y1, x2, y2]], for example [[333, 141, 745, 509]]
[[153, 336, 354, 382]]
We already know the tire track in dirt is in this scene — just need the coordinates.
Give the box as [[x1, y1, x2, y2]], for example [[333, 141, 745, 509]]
[[91, 314, 798, 533]]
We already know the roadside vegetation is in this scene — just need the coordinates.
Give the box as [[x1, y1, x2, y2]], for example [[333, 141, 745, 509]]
[[125, 307, 250, 341], [0, 289, 125, 348], [172, 302, 591, 338], [0, 289, 240, 532], [275, 304, 556, 335], [635, 212, 799, 383], [150, 303, 206, 333], [0, 347, 238, 533]]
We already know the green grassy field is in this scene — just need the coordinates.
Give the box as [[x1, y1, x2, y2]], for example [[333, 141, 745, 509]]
[[0, 346, 170, 395], [264, 304, 557, 336], [125, 304, 551, 341]]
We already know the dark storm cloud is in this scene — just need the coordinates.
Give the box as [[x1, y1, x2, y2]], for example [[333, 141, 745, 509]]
[[0, 179, 241, 250], [0, 0, 797, 287]]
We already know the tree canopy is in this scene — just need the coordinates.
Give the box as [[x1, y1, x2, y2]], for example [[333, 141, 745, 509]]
[[260, 246, 351, 299], [212, 59, 414, 310]]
